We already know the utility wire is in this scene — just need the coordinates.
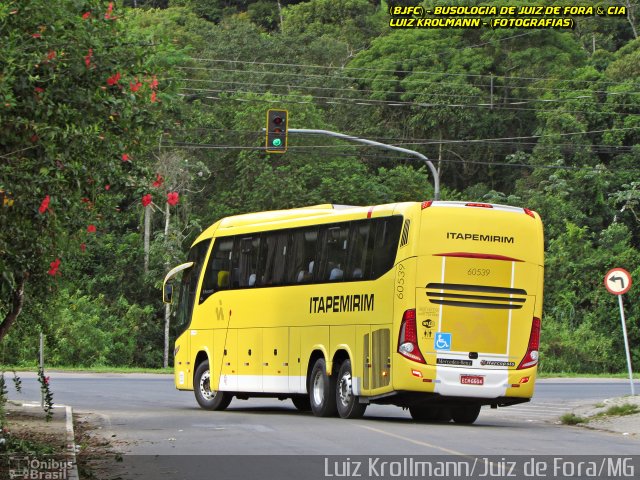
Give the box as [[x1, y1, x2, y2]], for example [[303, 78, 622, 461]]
[[186, 57, 640, 88], [181, 89, 638, 117], [161, 126, 639, 145], [159, 141, 635, 173], [163, 127, 635, 152], [176, 80, 640, 110]]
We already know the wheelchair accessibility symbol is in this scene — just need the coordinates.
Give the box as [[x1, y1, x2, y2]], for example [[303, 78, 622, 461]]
[[434, 332, 452, 351]]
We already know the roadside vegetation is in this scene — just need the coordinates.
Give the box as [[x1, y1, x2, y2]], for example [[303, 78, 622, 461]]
[[1, 0, 639, 375], [560, 402, 640, 425]]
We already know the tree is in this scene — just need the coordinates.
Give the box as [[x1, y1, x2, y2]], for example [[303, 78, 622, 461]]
[[0, 1, 172, 341]]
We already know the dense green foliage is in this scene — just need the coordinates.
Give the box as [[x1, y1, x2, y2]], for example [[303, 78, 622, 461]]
[[1, 0, 638, 373]]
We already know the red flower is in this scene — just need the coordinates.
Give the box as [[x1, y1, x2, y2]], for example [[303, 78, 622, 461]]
[[82, 11, 91, 20], [149, 76, 158, 90], [129, 79, 142, 93], [31, 33, 42, 38], [141, 194, 152, 207], [107, 72, 121, 86], [48, 258, 61, 276], [47, 50, 56, 60], [167, 192, 179, 206], [84, 48, 93, 69], [152, 174, 164, 188], [105, 2, 114, 20], [105, 184, 111, 191], [121, 153, 130, 162], [34, 87, 44, 93], [38, 195, 50, 214], [150, 91, 157, 103], [87, 224, 97, 233], [80, 243, 87, 252]]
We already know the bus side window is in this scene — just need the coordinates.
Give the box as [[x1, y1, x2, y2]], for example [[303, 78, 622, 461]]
[[347, 221, 371, 281], [259, 231, 288, 286], [288, 228, 318, 284], [236, 236, 260, 288], [370, 217, 403, 278], [199, 238, 233, 303], [321, 224, 349, 281]]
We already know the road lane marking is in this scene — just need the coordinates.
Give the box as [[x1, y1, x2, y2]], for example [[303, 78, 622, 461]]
[[357, 424, 467, 455]]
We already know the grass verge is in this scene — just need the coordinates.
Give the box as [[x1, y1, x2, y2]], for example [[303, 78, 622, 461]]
[[1, 365, 173, 374], [560, 413, 587, 425], [561, 402, 640, 426]]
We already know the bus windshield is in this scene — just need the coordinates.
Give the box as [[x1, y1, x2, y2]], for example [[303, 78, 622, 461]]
[[173, 239, 211, 336]]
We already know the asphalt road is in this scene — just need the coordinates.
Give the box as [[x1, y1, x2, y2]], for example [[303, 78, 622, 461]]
[[6, 372, 639, 459]]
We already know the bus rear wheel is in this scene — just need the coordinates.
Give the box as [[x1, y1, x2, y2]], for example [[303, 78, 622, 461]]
[[291, 395, 311, 411], [336, 360, 367, 419], [409, 405, 451, 422], [451, 404, 481, 424], [309, 358, 337, 417], [194, 360, 232, 411]]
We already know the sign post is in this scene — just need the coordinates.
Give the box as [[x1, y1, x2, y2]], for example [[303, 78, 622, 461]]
[[604, 268, 634, 395]]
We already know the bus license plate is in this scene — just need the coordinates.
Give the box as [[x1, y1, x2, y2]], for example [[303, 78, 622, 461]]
[[460, 375, 484, 385]]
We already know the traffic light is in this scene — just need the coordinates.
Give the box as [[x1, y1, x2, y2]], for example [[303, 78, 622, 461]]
[[266, 109, 288, 153]]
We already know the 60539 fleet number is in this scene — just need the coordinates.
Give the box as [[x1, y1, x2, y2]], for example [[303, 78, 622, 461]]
[[396, 264, 405, 299], [467, 268, 491, 277]]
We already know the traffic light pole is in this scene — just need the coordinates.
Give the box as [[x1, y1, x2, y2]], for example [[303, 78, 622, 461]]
[[288, 128, 440, 200]]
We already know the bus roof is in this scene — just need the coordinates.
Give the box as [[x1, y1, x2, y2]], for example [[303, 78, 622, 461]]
[[192, 203, 405, 245], [191, 201, 539, 247]]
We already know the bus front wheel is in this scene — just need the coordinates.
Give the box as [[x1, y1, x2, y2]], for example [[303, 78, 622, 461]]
[[309, 358, 337, 417], [194, 360, 232, 411], [336, 360, 367, 419]]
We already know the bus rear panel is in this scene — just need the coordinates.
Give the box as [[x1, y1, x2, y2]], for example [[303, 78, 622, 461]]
[[393, 201, 544, 407]]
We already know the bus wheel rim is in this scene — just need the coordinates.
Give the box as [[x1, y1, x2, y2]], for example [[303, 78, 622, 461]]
[[312, 371, 324, 405], [200, 370, 214, 400], [338, 372, 352, 407]]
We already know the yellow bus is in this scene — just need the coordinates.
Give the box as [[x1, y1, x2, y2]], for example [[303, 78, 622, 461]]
[[163, 201, 543, 424]]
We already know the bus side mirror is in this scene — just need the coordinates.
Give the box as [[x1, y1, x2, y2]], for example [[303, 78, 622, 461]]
[[163, 283, 174, 304]]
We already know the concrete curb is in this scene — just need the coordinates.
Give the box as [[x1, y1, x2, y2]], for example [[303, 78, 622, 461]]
[[64, 405, 79, 480]]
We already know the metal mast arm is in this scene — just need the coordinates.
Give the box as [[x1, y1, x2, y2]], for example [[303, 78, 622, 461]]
[[288, 128, 440, 200]]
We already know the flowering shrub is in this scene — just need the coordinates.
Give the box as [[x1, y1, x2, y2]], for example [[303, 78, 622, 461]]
[[0, 0, 174, 341], [37, 368, 54, 422]]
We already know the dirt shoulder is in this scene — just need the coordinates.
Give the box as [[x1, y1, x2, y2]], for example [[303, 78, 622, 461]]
[[73, 411, 130, 479], [563, 394, 640, 436], [1, 402, 125, 480]]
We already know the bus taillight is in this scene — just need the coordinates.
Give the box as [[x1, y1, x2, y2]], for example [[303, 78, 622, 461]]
[[398, 309, 426, 364], [465, 202, 493, 208], [517, 317, 541, 369]]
